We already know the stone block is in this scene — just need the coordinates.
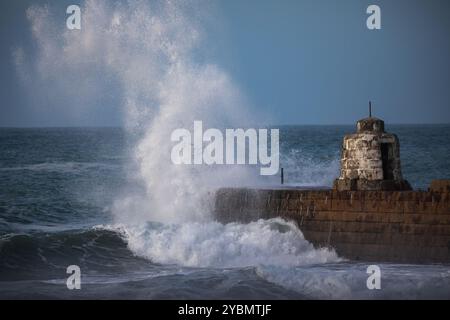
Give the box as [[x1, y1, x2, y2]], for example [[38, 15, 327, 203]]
[[430, 180, 450, 193]]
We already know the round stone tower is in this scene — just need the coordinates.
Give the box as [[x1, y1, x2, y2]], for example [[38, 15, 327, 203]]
[[333, 104, 411, 191]]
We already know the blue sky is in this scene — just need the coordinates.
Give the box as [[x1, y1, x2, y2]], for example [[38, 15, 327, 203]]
[[1, 0, 450, 126]]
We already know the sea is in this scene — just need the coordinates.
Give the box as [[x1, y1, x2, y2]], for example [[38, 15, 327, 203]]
[[1, 125, 450, 299]]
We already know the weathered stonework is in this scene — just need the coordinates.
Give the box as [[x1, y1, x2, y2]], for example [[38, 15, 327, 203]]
[[334, 116, 411, 191], [212, 114, 449, 263], [214, 183, 450, 263], [430, 180, 450, 193]]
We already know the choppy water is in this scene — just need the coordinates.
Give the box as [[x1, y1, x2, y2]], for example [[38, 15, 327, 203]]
[[1, 126, 450, 299]]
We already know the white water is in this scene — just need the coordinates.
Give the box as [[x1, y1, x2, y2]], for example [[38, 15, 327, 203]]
[[281, 149, 340, 187], [256, 263, 450, 299], [20, 0, 350, 296], [15, 0, 450, 300], [100, 218, 339, 268], [17, 0, 339, 220]]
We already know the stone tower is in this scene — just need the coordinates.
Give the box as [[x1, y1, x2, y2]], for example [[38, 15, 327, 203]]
[[333, 103, 411, 191]]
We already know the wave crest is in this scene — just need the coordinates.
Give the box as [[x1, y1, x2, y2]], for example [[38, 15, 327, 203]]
[[99, 218, 340, 268]]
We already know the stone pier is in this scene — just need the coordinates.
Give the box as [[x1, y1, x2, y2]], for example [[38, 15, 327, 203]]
[[214, 111, 450, 263], [214, 183, 450, 263]]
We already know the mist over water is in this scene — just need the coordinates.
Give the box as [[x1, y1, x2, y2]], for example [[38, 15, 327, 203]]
[[14, 0, 339, 272], [3, 0, 450, 299], [18, 0, 256, 224]]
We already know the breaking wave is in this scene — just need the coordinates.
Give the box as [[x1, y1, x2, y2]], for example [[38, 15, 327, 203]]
[[16, 0, 347, 298], [98, 218, 340, 268]]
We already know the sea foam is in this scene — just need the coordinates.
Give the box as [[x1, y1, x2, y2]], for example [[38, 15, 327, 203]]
[[21, 0, 341, 293], [98, 218, 340, 268]]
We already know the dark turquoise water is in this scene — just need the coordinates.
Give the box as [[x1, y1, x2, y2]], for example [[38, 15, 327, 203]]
[[1, 126, 450, 299]]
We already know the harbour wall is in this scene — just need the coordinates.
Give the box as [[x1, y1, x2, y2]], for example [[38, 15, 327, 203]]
[[214, 187, 450, 263]]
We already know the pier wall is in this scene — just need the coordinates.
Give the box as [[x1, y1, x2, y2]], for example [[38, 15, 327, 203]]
[[214, 188, 450, 263]]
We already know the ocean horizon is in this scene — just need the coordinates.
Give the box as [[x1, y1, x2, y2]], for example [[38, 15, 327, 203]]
[[1, 125, 449, 299]]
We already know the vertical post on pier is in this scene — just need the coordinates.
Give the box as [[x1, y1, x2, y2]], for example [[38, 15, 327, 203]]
[[281, 168, 284, 185], [369, 101, 372, 117]]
